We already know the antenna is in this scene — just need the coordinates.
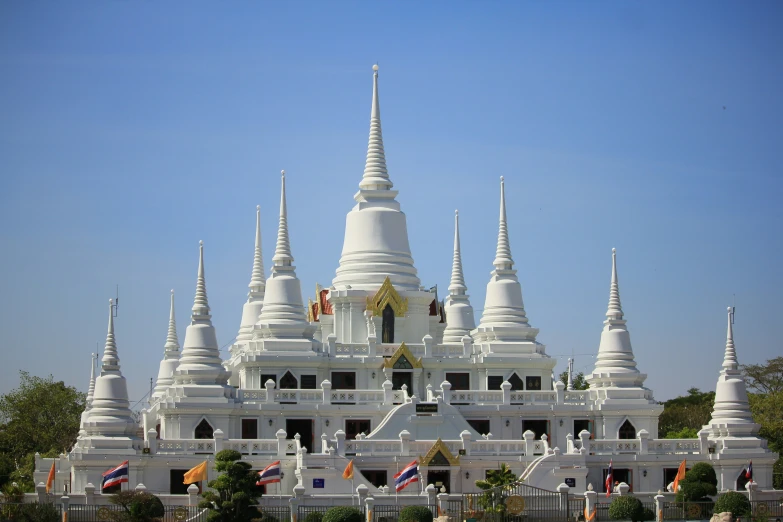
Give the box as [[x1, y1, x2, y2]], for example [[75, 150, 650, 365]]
[[112, 285, 119, 318], [731, 294, 736, 325]]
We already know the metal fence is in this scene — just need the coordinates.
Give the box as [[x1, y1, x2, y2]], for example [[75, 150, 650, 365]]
[[459, 482, 567, 522], [662, 501, 715, 521], [750, 499, 783, 519], [69, 504, 208, 522], [370, 504, 437, 522]]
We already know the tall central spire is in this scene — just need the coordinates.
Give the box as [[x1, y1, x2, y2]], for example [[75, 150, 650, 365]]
[[250, 205, 266, 292], [192, 241, 210, 319], [443, 210, 476, 343], [494, 177, 513, 270], [359, 64, 392, 192], [333, 65, 421, 291], [153, 290, 181, 399], [237, 205, 267, 342], [273, 171, 293, 268]]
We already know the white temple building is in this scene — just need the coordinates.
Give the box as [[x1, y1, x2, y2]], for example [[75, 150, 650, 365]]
[[46, 65, 776, 499]]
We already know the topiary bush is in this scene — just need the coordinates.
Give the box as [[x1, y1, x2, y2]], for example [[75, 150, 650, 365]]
[[109, 491, 165, 522], [18, 503, 60, 522], [399, 505, 434, 522], [304, 512, 323, 522], [675, 462, 718, 502], [322, 507, 363, 522], [608, 496, 644, 522], [714, 491, 751, 519]]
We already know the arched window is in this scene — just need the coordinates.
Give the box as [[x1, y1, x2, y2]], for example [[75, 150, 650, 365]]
[[194, 419, 214, 439], [382, 304, 394, 343], [280, 371, 298, 389], [618, 420, 636, 439], [508, 373, 524, 391]]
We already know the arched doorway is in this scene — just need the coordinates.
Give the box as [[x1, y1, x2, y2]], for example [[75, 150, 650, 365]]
[[194, 418, 214, 439], [618, 420, 636, 439], [382, 304, 394, 343]]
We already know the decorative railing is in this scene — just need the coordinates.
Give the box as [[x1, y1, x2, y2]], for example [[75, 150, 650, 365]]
[[157, 439, 216, 454], [274, 389, 323, 403], [237, 389, 267, 402], [591, 439, 640, 454], [647, 439, 701, 454], [509, 391, 558, 403], [563, 391, 588, 404], [331, 390, 384, 403], [450, 390, 504, 404], [223, 439, 278, 454], [335, 344, 370, 356]]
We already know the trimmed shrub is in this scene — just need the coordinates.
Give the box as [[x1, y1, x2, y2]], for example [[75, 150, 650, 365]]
[[608, 496, 644, 522], [714, 492, 751, 518], [399, 506, 434, 522], [676, 462, 718, 502], [18, 503, 60, 522], [109, 491, 165, 522], [322, 507, 363, 522], [304, 512, 323, 522]]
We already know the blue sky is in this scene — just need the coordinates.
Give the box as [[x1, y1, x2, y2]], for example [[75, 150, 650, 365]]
[[1, 2, 781, 405]]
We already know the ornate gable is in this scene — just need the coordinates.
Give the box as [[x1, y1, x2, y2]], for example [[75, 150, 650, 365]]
[[382, 342, 422, 369], [420, 438, 460, 466], [366, 277, 408, 317]]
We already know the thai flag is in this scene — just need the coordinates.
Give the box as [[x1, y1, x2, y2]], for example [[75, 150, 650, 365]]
[[257, 461, 281, 486], [102, 461, 129, 490], [745, 461, 753, 480], [605, 460, 613, 497], [393, 460, 419, 492]]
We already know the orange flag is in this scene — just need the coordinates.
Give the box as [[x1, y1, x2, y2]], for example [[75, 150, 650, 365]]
[[183, 461, 208, 484], [342, 460, 354, 480], [45, 461, 56, 494], [672, 459, 686, 494]]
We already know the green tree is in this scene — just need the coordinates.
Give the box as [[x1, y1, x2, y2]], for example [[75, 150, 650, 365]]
[[743, 357, 783, 489], [322, 507, 363, 522], [658, 388, 714, 438], [558, 370, 589, 390], [109, 491, 165, 522], [663, 427, 699, 439], [474, 463, 518, 517], [675, 462, 717, 502], [608, 496, 646, 522], [0, 372, 86, 489], [198, 450, 261, 522]]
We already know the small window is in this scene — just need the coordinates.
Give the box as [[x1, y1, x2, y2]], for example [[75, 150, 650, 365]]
[[382, 304, 394, 343], [508, 373, 524, 391], [301, 375, 317, 389], [487, 376, 503, 390], [170, 470, 199, 494], [392, 372, 412, 391], [618, 420, 636, 439], [363, 470, 387, 489], [241, 419, 258, 439], [393, 355, 413, 369], [522, 420, 548, 440], [280, 371, 298, 389], [446, 373, 470, 391], [332, 372, 356, 390], [194, 419, 214, 439], [526, 376, 542, 390], [345, 419, 371, 440], [574, 419, 593, 438], [261, 374, 277, 387], [468, 419, 490, 435], [604, 468, 632, 493]]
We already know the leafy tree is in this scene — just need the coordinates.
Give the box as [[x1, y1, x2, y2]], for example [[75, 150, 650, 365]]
[[474, 463, 518, 516], [109, 491, 165, 522], [558, 370, 589, 390], [663, 427, 699, 439], [742, 357, 783, 489], [675, 462, 717, 502], [198, 450, 261, 522], [658, 388, 714, 438], [741, 357, 783, 394], [0, 372, 86, 489], [398, 506, 434, 522], [608, 496, 645, 522]]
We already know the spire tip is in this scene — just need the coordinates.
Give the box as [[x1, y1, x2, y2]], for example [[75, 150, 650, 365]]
[[257, 204, 260, 211], [500, 176, 504, 183], [170, 289, 174, 294], [455, 209, 458, 216], [612, 247, 616, 254], [373, 64, 379, 71], [281, 170, 285, 177], [199, 240, 203, 246], [728, 306, 732, 312]]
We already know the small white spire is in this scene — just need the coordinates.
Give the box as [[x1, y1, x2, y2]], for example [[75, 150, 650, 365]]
[[449, 210, 467, 295], [101, 299, 120, 371], [723, 306, 738, 370], [359, 64, 392, 191], [249, 205, 266, 292], [165, 289, 179, 352], [86, 353, 97, 407], [493, 176, 513, 270], [606, 248, 623, 320], [272, 171, 293, 267], [192, 240, 211, 319], [566, 357, 574, 392]]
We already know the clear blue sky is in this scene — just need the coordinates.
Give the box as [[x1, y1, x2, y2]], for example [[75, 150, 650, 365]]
[[1, 2, 781, 406]]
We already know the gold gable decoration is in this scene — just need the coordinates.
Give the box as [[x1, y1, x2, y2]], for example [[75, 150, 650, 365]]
[[382, 342, 423, 369], [420, 438, 460, 467], [366, 277, 408, 317]]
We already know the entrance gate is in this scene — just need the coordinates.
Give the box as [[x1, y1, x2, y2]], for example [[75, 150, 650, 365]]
[[452, 482, 567, 522]]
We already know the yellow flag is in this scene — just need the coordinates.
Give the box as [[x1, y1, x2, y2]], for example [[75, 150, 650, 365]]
[[183, 461, 208, 484], [342, 460, 354, 480], [45, 461, 56, 493], [672, 459, 686, 494]]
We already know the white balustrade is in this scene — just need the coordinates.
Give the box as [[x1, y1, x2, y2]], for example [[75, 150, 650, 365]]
[[223, 439, 279, 454], [157, 439, 216, 454], [647, 439, 702, 454], [591, 439, 640, 454]]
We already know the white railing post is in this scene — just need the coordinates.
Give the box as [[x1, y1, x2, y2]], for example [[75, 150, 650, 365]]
[[265, 379, 276, 404], [213, 429, 225, 453], [335, 430, 346, 457], [383, 380, 394, 405], [460, 430, 472, 457], [523, 430, 535, 456], [327, 333, 337, 357], [276, 429, 288, 457], [426, 484, 437, 507], [501, 381, 511, 406], [426, 384, 433, 402], [440, 381, 451, 405], [557, 483, 570, 512], [578, 430, 591, 454], [400, 430, 411, 456], [187, 484, 199, 506], [357, 484, 369, 506], [321, 380, 332, 405], [617, 482, 629, 496], [423, 335, 433, 358], [555, 380, 565, 404], [566, 433, 574, 453], [654, 490, 665, 522], [698, 429, 709, 454], [147, 429, 158, 454], [461, 336, 472, 357], [365, 496, 375, 522], [638, 429, 649, 455], [584, 485, 597, 522], [84, 483, 96, 505]]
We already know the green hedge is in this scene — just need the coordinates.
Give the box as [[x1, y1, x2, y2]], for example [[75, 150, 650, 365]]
[[714, 492, 751, 518], [609, 496, 644, 522], [399, 506, 434, 522], [323, 507, 363, 522]]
